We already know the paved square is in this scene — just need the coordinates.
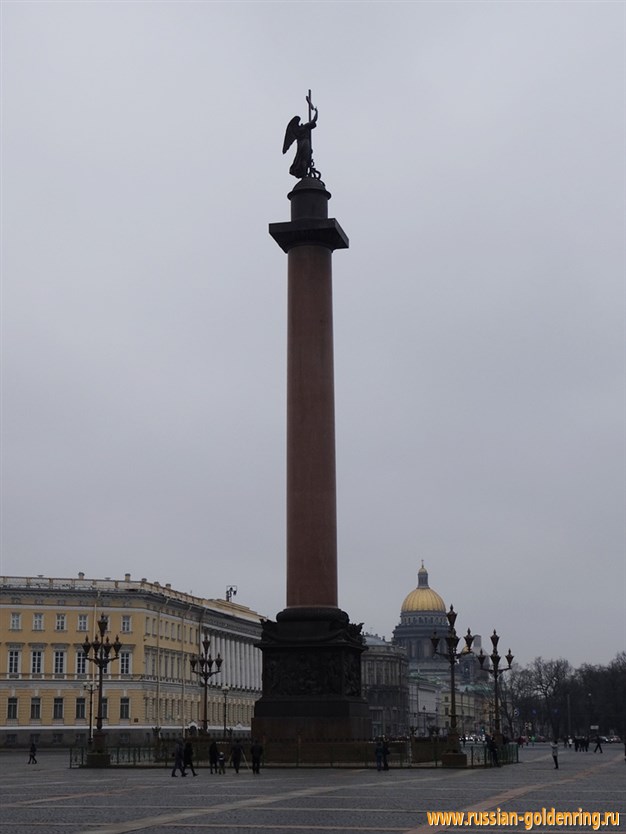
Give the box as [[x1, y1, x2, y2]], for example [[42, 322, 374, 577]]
[[1, 743, 623, 834]]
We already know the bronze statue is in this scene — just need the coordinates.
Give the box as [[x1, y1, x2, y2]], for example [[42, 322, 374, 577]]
[[283, 91, 321, 179]]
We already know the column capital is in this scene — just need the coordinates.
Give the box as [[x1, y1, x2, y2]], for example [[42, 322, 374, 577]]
[[269, 219, 349, 253]]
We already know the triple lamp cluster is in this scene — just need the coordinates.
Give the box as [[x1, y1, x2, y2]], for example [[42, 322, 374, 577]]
[[430, 604, 514, 765]]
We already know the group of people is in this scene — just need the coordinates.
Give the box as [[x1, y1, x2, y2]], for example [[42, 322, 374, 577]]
[[171, 739, 264, 777], [171, 740, 199, 776]]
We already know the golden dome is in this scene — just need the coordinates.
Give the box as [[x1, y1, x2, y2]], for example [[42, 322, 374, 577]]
[[401, 564, 446, 613]]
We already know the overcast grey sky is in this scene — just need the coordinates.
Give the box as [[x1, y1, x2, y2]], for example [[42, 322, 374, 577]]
[[2, 1, 624, 669]]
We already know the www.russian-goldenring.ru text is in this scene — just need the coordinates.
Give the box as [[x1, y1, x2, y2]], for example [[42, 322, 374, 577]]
[[426, 808, 620, 830]]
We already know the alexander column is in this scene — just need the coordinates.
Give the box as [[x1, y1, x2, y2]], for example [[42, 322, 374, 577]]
[[252, 93, 371, 741]]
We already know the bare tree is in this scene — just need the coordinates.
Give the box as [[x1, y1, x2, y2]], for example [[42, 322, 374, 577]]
[[528, 657, 573, 740]]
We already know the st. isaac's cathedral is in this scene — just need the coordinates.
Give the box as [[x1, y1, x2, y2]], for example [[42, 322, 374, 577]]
[[392, 562, 483, 684]]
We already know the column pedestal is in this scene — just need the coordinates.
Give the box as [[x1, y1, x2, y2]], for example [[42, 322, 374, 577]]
[[252, 607, 371, 740]]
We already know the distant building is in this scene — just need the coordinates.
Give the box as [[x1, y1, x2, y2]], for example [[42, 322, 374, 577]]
[[361, 634, 409, 738], [0, 574, 263, 747]]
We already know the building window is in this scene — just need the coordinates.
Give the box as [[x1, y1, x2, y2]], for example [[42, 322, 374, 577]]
[[77, 614, 88, 632], [121, 615, 132, 634], [120, 697, 130, 720], [100, 698, 108, 720], [54, 650, 66, 675], [33, 613, 44, 631], [7, 697, 18, 720], [119, 651, 131, 676], [30, 698, 41, 720], [76, 652, 87, 675], [8, 650, 21, 675], [10, 613, 21, 630], [75, 698, 86, 720], [31, 651, 43, 675], [53, 698, 64, 719]]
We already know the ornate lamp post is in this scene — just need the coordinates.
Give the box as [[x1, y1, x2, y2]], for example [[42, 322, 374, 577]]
[[431, 605, 475, 767], [189, 629, 223, 732], [83, 681, 97, 745], [82, 614, 122, 766], [478, 629, 513, 744]]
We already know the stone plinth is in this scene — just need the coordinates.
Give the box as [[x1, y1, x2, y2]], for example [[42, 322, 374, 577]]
[[252, 607, 370, 741]]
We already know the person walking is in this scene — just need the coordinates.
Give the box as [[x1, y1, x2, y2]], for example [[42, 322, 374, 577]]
[[171, 739, 187, 777], [231, 740, 243, 774], [183, 741, 197, 776], [594, 735, 603, 753], [486, 735, 500, 767], [27, 742, 37, 764], [374, 740, 384, 772], [250, 740, 263, 775], [551, 739, 559, 769], [217, 751, 226, 774], [208, 740, 218, 774]]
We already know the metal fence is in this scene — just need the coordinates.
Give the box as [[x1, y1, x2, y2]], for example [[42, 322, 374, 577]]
[[69, 740, 519, 769]]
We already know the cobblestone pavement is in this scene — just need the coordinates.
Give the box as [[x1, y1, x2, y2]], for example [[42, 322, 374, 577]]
[[1, 744, 623, 834]]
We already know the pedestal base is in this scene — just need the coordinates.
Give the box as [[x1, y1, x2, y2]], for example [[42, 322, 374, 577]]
[[252, 607, 371, 741], [440, 732, 467, 767], [85, 751, 111, 768], [85, 730, 110, 767], [441, 750, 468, 768]]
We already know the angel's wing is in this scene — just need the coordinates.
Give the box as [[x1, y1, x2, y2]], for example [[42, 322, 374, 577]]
[[282, 116, 300, 154]]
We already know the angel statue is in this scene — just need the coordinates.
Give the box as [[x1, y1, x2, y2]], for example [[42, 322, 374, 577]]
[[282, 92, 321, 179]]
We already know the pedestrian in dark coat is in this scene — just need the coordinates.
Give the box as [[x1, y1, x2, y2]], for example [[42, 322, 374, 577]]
[[382, 740, 390, 771], [208, 740, 218, 774], [28, 742, 37, 764], [375, 740, 384, 771], [231, 740, 243, 774], [486, 735, 500, 767], [250, 740, 263, 774], [594, 735, 603, 753], [171, 739, 187, 777], [183, 741, 197, 776]]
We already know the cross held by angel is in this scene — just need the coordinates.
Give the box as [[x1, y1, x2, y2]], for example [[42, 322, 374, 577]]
[[283, 92, 320, 179]]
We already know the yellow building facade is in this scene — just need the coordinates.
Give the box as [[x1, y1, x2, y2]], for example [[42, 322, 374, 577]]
[[0, 574, 263, 747]]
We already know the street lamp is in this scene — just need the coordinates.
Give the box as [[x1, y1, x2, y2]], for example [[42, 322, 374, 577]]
[[82, 614, 122, 766], [189, 629, 223, 732], [83, 681, 97, 745], [478, 629, 513, 743], [431, 605, 475, 766]]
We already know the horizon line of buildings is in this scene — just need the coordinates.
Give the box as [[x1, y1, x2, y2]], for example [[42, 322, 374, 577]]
[[0, 570, 495, 746]]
